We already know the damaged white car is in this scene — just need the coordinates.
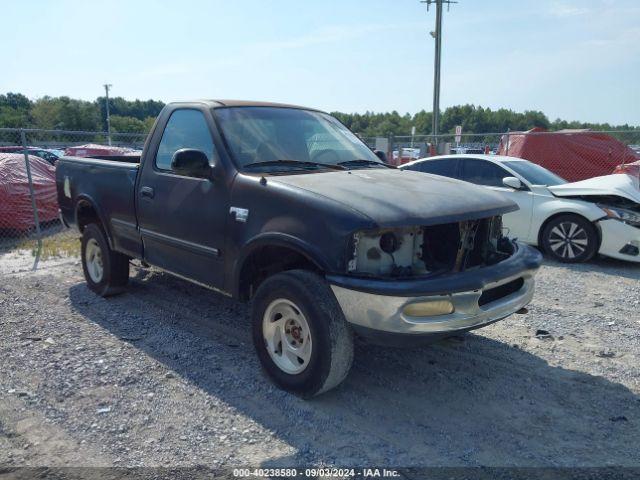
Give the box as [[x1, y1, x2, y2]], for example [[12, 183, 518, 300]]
[[401, 154, 640, 263]]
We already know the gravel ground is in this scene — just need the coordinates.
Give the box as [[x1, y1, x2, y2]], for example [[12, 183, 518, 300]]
[[0, 252, 639, 468]]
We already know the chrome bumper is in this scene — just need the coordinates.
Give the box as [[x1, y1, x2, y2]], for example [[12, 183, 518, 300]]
[[330, 271, 535, 336]]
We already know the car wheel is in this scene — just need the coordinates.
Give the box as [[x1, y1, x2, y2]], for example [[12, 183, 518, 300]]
[[81, 223, 130, 296], [541, 214, 598, 263], [251, 269, 354, 397]]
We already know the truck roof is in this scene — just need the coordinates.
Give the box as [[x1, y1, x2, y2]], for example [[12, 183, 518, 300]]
[[172, 99, 321, 111]]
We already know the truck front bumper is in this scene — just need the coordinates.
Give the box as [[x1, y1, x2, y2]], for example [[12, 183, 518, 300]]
[[327, 242, 542, 345]]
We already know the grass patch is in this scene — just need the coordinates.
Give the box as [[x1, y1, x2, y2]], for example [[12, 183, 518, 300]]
[[21, 233, 81, 260]]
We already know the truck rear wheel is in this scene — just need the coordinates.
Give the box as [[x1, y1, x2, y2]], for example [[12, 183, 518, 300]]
[[251, 269, 354, 397], [81, 223, 129, 297]]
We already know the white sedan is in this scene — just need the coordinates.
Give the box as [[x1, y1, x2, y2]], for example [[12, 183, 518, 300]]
[[400, 154, 640, 263]]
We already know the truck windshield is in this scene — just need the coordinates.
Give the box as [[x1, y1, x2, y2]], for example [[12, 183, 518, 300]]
[[215, 107, 384, 171], [502, 160, 567, 186]]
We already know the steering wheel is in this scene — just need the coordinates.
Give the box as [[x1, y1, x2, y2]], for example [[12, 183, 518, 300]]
[[311, 149, 340, 164]]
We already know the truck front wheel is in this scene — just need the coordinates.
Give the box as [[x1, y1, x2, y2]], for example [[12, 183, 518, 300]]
[[251, 269, 354, 397], [81, 223, 129, 297]]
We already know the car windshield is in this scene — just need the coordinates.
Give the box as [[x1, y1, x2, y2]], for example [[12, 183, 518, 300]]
[[215, 107, 384, 171], [502, 160, 567, 186]]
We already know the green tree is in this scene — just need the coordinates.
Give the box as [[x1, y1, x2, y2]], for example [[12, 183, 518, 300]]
[[1, 91, 638, 134], [97, 96, 165, 130], [0, 92, 32, 128], [110, 115, 147, 134], [31, 96, 100, 131]]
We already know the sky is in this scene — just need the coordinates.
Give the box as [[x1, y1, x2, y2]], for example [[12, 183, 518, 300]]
[[1, 0, 639, 125]]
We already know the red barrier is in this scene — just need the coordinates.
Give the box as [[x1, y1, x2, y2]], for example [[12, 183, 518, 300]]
[[0, 153, 59, 231]]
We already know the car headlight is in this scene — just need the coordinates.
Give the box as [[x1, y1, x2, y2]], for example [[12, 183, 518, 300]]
[[598, 204, 640, 227], [347, 227, 427, 277]]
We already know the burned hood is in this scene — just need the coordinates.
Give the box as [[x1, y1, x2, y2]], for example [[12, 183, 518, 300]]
[[269, 169, 518, 227], [549, 174, 640, 204]]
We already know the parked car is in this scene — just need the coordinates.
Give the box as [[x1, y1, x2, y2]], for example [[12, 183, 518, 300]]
[[0, 146, 61, 165], [57, 100, 541, 396], [0, 153, 59, 231], [64, 144, 141, 158], [392, 147, 421, 164], [401, 154, 640, 263], [451, 147, 485, 155], [613, 160, 640, 179]]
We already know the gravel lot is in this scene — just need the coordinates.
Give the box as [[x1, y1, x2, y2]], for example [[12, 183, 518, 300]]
[[0, 251, 639, 468]]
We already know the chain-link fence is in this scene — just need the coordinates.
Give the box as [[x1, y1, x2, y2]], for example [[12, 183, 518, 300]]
[[362, 130, 640, 181], [1, 126, 639, 272], [0, 128, 147, 272]]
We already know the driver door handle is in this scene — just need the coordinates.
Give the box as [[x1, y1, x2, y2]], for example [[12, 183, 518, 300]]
[[140, 186, 155, 199]]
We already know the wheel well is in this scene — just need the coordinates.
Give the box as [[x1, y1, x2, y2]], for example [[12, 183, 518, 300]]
[[537, 212, 601, 249], [238, 245, 322, 301], [76, 201, 101, 233]]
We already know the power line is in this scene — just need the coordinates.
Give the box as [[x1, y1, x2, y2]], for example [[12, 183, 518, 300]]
[[421, 0, 458, 140]]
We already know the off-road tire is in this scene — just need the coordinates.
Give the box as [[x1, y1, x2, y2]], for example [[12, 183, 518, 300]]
[[251, 269, 354, 397], [81, 223, 129, 297]]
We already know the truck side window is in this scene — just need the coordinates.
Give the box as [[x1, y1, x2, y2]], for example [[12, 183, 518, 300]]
[[155, 109, 215, 171]]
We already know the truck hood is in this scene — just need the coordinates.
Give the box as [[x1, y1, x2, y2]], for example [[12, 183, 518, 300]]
[[548, 174, 640, 204], [269, 169, 518, 227]]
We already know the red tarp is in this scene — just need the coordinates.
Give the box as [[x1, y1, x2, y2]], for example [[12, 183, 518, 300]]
[[64, 143, 138, 157], [497, 128, 640, 182], [613, 160, 640, 179], [0, 153, 59, 231]]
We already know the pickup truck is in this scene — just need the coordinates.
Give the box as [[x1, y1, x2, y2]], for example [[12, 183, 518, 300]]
[[56, 100, 542, 397]]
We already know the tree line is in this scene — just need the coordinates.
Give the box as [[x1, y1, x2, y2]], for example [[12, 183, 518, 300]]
[[1, 92, 637, 136], [0, 92, 162, 134]]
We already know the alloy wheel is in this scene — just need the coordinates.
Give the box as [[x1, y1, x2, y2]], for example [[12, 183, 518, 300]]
[[548, 221, 589, 260]]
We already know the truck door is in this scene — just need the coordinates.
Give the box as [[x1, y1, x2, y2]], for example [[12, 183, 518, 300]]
[[136, 108, 228, 289]]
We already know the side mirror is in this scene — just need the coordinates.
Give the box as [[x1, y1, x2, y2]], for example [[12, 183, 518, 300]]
[[503, 176, 524, 190], [171, 149, 211, 178]]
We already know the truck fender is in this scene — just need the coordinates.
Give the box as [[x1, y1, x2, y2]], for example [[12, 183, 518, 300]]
[[232, 232, 331, 298], [74, 195, 115, 250]]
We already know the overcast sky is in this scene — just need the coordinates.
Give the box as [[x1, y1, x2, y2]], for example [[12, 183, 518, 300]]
[[2, 0, 639, 124]]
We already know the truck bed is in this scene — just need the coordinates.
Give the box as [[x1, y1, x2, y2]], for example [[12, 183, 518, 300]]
[[86, 154, 141, 163], [56, 156, 143, 258]]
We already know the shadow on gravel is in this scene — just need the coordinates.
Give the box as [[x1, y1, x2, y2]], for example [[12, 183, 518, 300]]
[[68, 271, 640, 466]]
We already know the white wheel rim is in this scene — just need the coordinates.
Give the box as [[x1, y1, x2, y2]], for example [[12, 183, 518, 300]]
[[548, 221, 588, 259], [85, 238, 104, 283], [262, 298, 313, 375]]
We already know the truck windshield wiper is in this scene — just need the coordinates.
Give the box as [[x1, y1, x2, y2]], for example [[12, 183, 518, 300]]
[[338, 159, 393, 169], [243, 160, 346, 171]]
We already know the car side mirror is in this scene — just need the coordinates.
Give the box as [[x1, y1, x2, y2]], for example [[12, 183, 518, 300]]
[[503, 176, 523, 190], [171, 149, 212, 178]]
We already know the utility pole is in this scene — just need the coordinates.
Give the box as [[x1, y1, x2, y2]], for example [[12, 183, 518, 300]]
[[421, 0, 457, 141], [104, 83, 112, 146]]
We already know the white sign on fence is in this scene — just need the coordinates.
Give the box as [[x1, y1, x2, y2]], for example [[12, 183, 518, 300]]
[[455, 125, 462, 144]]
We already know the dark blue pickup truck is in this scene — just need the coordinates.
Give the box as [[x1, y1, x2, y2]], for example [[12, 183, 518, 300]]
[[56, 100, 541, 396]]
